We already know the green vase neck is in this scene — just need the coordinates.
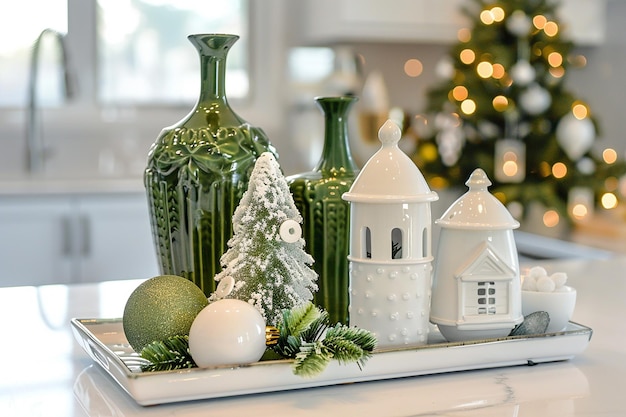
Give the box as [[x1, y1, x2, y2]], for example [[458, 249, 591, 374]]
[[314, 96, 358, 176], [186, 34, 242, 127]]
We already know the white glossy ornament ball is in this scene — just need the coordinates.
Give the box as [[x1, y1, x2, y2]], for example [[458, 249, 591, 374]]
[[519, 84, 551, 115], [510, 60, 535, 86], [507, 10, 532, 36], [189, 299, 266, 368], [556, 113, 596, 161]]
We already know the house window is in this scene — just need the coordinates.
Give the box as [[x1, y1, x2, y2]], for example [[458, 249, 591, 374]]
[[463, 280, 508, 316], [363, 227, 371, 259], [391, 227, 402, 259], [422, 227, 428, 258], [477, 281, 497, 314]]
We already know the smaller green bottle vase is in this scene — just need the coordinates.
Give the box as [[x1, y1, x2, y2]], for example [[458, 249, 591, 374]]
[[288, 96, 359, 324], [144, 34, 277, 297]]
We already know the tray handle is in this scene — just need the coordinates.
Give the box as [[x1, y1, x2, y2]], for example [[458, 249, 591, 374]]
[[87, 337, 110, 371]]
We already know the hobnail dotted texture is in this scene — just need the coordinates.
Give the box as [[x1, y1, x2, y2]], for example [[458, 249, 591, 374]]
[[350, 263, 431, 348]]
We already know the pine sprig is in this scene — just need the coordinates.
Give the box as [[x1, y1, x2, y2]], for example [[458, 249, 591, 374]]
[[283, 302, 322, 337], [294, 341, 332, 376], [324, 324, 377, 368], [274, 302, 377, 378], [140, 335, 196, 372]]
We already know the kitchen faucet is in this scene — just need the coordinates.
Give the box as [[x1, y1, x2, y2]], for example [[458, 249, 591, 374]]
[[26, 28, 74, 173]]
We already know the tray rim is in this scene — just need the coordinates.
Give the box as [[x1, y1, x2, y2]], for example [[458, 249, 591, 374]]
[[71, 317, 593, 405]]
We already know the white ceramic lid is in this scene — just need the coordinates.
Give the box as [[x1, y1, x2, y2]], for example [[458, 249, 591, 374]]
[[436, 168, 520, 230], [343, 119, 438, 203]]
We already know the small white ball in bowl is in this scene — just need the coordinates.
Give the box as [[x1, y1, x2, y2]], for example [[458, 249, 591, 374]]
[[521, 286, 577, 333]]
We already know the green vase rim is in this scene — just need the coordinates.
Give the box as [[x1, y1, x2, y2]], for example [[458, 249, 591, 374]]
[[314, 96, 359, 103], [187, 34, 240, 51]]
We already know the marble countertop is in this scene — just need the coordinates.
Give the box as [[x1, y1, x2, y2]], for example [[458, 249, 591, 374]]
[[1, 256, 625, 416]]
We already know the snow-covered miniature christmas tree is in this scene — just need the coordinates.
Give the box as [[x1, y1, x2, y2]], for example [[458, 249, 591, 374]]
[[210, 152, 318, 326]]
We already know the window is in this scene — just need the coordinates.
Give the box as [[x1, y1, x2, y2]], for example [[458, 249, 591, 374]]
[[363, 227, 371, 259], [0, 0, 248, 107], [463, 281, 508, 316], [476, 282, 497, 314], [0, 0, 67, 107], [391, 227, 402, 259], [98, 0, 248, 104]]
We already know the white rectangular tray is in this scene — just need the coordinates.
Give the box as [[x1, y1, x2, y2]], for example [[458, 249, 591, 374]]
[[71, 318, 592, 406]]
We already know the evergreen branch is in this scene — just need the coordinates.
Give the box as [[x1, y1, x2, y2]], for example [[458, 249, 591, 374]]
[[323, 324, 377, 368], [299, 309, 330, 342], [275, 302, 325, 357], [273, 302, 378, 378], [283, 302, 322, 337], [140, 335, 196, 372], [293, 341, 332, 377]]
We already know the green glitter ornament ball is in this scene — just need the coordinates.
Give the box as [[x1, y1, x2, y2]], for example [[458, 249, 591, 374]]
[[122, 275, 209, 353]]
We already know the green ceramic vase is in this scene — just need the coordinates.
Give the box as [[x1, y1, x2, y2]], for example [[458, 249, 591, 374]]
[[287, 96, 359, 324], [144, 34, 277, 296]]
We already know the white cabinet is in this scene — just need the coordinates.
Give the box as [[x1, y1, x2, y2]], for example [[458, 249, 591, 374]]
[[74, 195, 159, 283], [0, 193, 159, 287], [292, 0, 606, 46], [0, 198, 73, 286]]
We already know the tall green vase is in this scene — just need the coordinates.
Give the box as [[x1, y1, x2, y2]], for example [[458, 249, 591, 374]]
[[144, 34, 277, 296], [287, 96, 359, 324]]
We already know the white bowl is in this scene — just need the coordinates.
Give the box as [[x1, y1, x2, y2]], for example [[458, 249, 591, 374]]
[[521, 286, 577, 333]]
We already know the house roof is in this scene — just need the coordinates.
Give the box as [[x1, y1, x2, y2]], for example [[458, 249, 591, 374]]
[[343, 120, 438, 203], [455, 241, 516, 281], [436, 168, 520, 230]]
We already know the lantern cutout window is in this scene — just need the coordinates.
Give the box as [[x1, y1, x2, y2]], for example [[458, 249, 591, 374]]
[[391, 228, 403, 259], [363, 227, 372, 258]]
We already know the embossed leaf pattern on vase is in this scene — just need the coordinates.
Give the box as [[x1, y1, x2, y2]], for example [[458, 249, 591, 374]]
[[145, 34, 277, 296]]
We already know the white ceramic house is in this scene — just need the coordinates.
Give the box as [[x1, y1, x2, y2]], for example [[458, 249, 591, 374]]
[[430, 168, 523, 342], [342, 120, 438, 349]]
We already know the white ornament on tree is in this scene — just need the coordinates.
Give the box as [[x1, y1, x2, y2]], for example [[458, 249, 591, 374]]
[[435, 56, 455, 80], [510, 60, 536, 86], [576, 157, 596, 175], [506, 10, 532, 37], [279, 219, 302, 243], [519, 84, 551, 115], [434, 112, 465, 167], [556, 113, 596, 161]]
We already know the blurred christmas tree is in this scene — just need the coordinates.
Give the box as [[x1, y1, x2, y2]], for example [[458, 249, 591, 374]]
[[414, 0, 626, 228]]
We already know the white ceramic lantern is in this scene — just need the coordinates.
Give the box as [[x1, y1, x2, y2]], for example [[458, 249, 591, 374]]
[[342, 120, 438, 349], [430, 168, 523, 342]]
